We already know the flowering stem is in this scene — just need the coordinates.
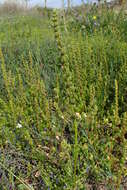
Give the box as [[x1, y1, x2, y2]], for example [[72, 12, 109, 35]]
[[73, 119, 78, 188]]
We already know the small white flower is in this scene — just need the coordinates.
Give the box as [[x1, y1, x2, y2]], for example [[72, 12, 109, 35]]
[[16, 123, 23, 129], [35, 171, 41, 178], [61, 115, 64, 120], [56, 135, 60, 140], [75, 112, 81, 119], [81, 25, 86, 29], [83, 113, 87, 118], [46, 153, 49, 157]]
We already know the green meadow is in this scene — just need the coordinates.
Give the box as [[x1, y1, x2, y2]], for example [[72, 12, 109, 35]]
[[0, 4, 127, 190]]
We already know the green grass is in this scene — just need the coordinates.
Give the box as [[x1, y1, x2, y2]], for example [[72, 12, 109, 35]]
[[0, 7, 127, 190]]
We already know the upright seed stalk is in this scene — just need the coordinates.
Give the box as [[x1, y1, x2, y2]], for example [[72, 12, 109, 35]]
[[115, 79, 119, 125]]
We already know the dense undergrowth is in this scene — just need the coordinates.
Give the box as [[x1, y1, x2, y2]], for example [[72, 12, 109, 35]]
[[0, 6, 127, 190]]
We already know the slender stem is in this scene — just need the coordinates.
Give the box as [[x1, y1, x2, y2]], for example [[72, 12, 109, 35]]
[[73, 120, 78, 188]]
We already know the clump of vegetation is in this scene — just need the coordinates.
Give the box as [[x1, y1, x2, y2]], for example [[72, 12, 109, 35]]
[[0, 3, 127, 190]]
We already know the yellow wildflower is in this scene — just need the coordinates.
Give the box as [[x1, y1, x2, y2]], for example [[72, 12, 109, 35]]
[[93, 16, 96, 20]]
